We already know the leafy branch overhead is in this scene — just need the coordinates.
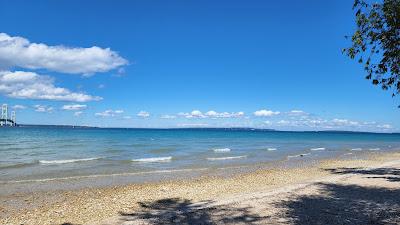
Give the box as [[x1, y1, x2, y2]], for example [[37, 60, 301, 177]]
[[343, 0, 400, 100]]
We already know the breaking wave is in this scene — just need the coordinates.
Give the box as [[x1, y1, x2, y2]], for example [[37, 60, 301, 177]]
[[287, 153, 310, 158], [131, 156, 172, 163], [207, 155, 247, 161], [39, 158, 100, 164]]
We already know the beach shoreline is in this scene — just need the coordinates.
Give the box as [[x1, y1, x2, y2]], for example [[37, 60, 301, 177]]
[[2, 150, 400, 224]]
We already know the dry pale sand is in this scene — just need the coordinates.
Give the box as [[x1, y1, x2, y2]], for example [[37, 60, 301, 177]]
[[2, 152, 400, 225]]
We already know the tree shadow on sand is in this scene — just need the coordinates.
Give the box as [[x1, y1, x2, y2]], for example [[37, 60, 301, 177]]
[[119, 198, 267, 224], [325, 167, 400, 182], [62, 167, 400, 224], [276, 183, 400, 225]]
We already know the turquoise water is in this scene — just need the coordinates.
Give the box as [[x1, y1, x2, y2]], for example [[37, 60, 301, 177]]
[[1, 127, 400, 182]]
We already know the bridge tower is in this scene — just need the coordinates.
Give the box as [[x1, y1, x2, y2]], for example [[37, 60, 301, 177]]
[[1, 104, 7, 126], [11, 111, 16, 126]]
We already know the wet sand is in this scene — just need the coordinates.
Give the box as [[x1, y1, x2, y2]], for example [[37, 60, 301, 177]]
[[1, 151, 400, 224]]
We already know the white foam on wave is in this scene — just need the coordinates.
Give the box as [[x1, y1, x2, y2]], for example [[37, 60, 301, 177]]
[[351, 148, 362, 151], [213, 148, 231, 152], [287, 153, 310, 158], [344, 153, 353, 156], [132, 156, 172, 163], [39, 157, 99, 164], [310, 147, 325, 151], [369, 148, 381, 151], [207, 155, 247, 161], [267, 148, 277, 151]]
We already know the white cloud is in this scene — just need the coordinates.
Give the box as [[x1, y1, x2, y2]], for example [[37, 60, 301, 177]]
[[0, 33, 128, 75], [74, 111, 83, 117], [205, 110, 244, 118], [332, 118, 359, 126], [189, 110, 204, 118], [204, 110, 217, 117], [161, 115, 177, 119], [95, 111, 109, 117], [98, 84, 105, 89], [34, 105, 53, 113], [95, 109, 124, 117], [254, 109, 280, 117], [377, 124, 392, 129], [178, 110, 244, 119], [266, 115, 394, 132], [290, 110, 304, 113], [137, 111, 150, 118], [277, 120, 290, 125], [0, 71, 102, 102], [62, 104, 87, 111], [12, 104, 26, 110], [123, 115, 132, 120]]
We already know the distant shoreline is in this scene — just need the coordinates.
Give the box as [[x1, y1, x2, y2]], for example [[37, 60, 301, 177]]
[[7, 124, 400, 134]]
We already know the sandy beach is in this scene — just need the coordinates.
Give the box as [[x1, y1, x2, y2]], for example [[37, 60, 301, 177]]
[[1, 151, 399, 224]]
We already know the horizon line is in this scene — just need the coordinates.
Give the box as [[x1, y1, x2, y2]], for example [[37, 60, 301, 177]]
[[9, 124, 400, 134]]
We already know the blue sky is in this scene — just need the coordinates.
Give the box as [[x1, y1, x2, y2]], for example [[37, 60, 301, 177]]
[[0, 0, 398, 132]]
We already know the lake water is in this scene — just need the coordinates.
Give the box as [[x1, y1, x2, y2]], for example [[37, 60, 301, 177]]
[[1, 127, 400, 183]]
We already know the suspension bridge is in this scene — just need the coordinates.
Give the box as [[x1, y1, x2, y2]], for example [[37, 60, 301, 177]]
[[0, 104, 17, 127]]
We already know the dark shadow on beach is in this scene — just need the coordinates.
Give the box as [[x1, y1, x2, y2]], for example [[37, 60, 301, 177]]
[[325, 167, 400, 182], [276, 183, 400, 225], [119, 198, 267, 224]]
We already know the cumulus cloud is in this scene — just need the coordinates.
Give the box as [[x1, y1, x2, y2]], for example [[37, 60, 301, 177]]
[[95, 109, 124, 117], [254, 109, 280, 117], [62, 104, 87, 111], [0, 71, 102, 102], [205, 110, 244, 118], [12, 104, 26, 110], [137, 111, 150, 118], [123, 115, 132, 120], [178, 110, 244, 119], [178, 110, 205, 118], [34, 105, 53, 113], [0, 33, 128, 75]]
